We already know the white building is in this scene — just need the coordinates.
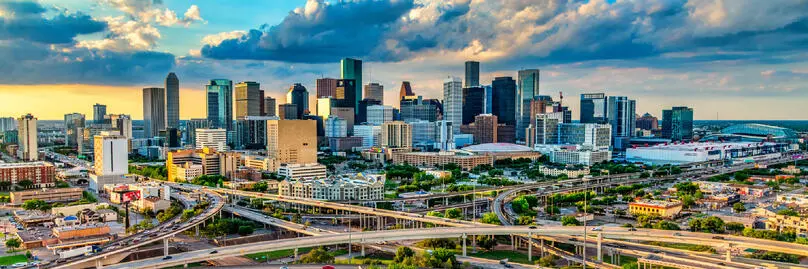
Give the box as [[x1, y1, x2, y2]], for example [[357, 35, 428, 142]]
[[409, 120, 436, 147], [547, 148, 611, 166], [436, 120, 455, 151], [325, 115, 348, 138], [17, 114, 37, 161], [353, 124, 381, 148], [93, 131, 128, 176], [367, 105, 394, 125], [195, 128, 228, 151], [174, 162, 203, 181], [277, 163, 327, 180], [278, 174, 385, 200], [626, 141, 796, 165], [442, 76, 463, 134], [243, 155, 279, 172]]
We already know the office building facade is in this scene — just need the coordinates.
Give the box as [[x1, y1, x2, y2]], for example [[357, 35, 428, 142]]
[[340, 58, 362, 111], [325, 116, 348, 138], [186, 119, 209, 148], [381, 121, 412, 149], [353, 124, 382, 148], [93, 132, 128, 176], [316, 78, 338, 98], [267, 119, 317, 165], [92, 104, 106, 124], [16, 114, 37, 161], [367, 105, 394, 125], [662, 106, 694, 141], [143, 87, 166, 138], [195, 128, 228, 152], [399, 81, 415, 101], [64, 113, 85, 147], [279, 104, 299, 120], [235, 81, 262, 119], [464, 61, 480, 87], [517, 69, 540, 141], [580, 93, 608, 124], [206, 79, 233, 132], [357, 98, 382, 124], [264, 97, 277, 117], [0, 117, 15, 132], [607, 96, 636, 150], [234, 116, 274, 150], [636, 113, 659, 131], [364, 83, 383, 103], [462, 86, 485, 125], [491, 77, 517, 126], [400, 96, 440, 122], [443, 77, 463, 134], [286, 83, 309, 119], [165, 72, 180, 129]]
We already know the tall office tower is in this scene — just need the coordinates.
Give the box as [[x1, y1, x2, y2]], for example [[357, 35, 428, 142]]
[[516, 69, 540, 141], [636, 113, 659, 131], [266, 119, 317, 165], [399, 81, 415, 101], [462, 86, 485, 125], [0, 117, 15, 132], [353, 124, 381, 147], [316, 78, 338, 98], [16, 114, 37, 161], [195, 128, 228, 151], [259, 90, 265, 117], [143, 87, 166, 138], [325, 116, 348, 138], [364, 83, 384, 102], [111, 114, 133, 139], [340, 58, 362, 111], [206, 79, 233, 131], [464, 61, 480, 87], [186, 119, 209, 147], [533, 113, 561, 145], [279, 104, 299, 120], [662, 106, 694, 141], [93, 131, 128, 176], [235, 81, 261, 119], [381, 121, 412, 149], [409, 120, 437, 147], [264, 97, 277, 117], [607, 96, 636, 150], [461, 114, 498, 144], [580, 93, 608, 124], [234, 116, 274, 150], [165, 72, 180, 129], [357, 98, 382, 124], [93, 103, 106, 124], [442, 76, 463, 134], [497, 124, 516, 143], [557, 123, 612, 151], [334, 79, 357, 112], [286, 83, 309, 119], [367, 105, 394, 125], [436, 120, 454, 151], [483, 85, 492, 114], [316, 98, 333, 119], [491, 77, 517, 126], [160, 128, 181, 148], [63, 113, 85, 147], [529, 96, 555, 125], [400, 96, 440, 122]]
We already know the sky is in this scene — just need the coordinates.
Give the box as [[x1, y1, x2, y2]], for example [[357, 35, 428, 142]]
[[0, 0, 807, 120]]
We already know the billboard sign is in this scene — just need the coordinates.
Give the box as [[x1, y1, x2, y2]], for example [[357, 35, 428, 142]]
[[122, 191, 141, 203]]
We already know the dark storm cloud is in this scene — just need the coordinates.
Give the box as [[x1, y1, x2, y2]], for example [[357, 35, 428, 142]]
[[0, 1, 106, 44]]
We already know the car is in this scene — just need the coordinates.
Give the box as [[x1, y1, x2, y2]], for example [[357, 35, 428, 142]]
[[321, 266, 335, 269], [528, 226, 537, 229], [210, 250, 218, 254], [279, 267, 289, 269], [712, 236, 725, 240], [504, 264, 513, 268], [10, 263, 27, 268], [569, 238, 578, 242], [673, 232, 682, 236], [628, 228, 637, 231], [162, 256, 173, 260], [591, 227, 602, 231]]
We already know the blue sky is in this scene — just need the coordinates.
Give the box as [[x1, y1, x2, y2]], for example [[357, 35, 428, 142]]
[[1, 0, 807, 120]]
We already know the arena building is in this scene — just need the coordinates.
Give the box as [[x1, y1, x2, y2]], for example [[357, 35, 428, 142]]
[[460, 143, 542, 161], [626, 141, 798, 165]]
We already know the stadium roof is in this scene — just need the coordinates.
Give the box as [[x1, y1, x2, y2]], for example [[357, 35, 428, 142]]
[[721, 123, 798, 140], [461, 143, 533, 153]]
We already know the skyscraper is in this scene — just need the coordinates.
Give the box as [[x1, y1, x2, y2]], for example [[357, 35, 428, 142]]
[[206, 79, 233, 131], [367, 105, 395, 125], [17, 114, 37, 161], [195, 128, 228, 151], [186, 118, 210, 147], [142, 87, 166, 138], [0, 117, 15, 132], [93, 131, 128, 176], [267, 119, 317, 165], [165, 72, 180, 129], [93, 103, 106, 124], [491, 76, 517, 126], [340, 58, 362, 112], [364, 83, 384, 103], [381, 121, 412, 149], [399, 81, 415, 101], [580, 93, 608, 124], [279, 104, 299, 120], [464, 61, 480, 87], [235, 81, 261, 119], [64, 113, 85, 147], [357, 98, 382, 124], [442, 76, 463, 134], [462, 86, 485, 125], [334, 79, 357, 110], [517, 69, 540, 141], [636, 113, 659, 131], [400, 96, 440, 122], [316, 78, 338, 98], [607, 96, 636, 150], [662, 107, 694, 141], [107, 114, 133, 139], [286, 83, 309, 119], [264, 97, 277, 117]]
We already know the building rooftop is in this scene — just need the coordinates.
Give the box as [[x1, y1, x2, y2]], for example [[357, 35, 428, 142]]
[[461, 143, 534, 153], [630, 141, 782, 152], [721, 123, 798, 140], [629, 199, 682, 208], [0, 162, 53, 168]]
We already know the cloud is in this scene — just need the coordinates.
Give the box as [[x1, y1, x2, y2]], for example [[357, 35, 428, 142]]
[[201, 30, 247, 46], [99, 0, 204, 27], [78, 16, 161, 51], [0, 1, 106, 44]]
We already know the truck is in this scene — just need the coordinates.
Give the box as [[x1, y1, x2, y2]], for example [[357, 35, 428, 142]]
[[58, 245, 102, 259]]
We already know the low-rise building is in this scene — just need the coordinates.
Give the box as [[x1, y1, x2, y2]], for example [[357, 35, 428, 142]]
[[51, 203, 110, 217], [11, 188, 83, 205], [278, 174, 385, 200], [52, 223, 111, 240], [391, 151, 493, 171], [628, 199, 683, 218], [243, 155, 279, 172], [778, 193, 808, 206], [536, 165, 590, 178], [174, 162, 203, 182], [782, 165, 803, 175], [0, 162, 56, 188], [132, 197, 170, 213], [277, 163, 327, 180]]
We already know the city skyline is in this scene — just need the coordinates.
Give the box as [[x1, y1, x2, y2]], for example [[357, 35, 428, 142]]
[[1, 0, 807, 120]]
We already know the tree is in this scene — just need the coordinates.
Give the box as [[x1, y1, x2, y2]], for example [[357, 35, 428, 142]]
[[22, 199, 50, 211], [394, 246, 415, 262], [292, 213, 302, 223], [538, 255, 556, 267], [299, 247, 334, 264], [5, 238, 20, 251], [426, 211, 444, 218], [481, 212, 501, 225], [0, 181, 11, 191], [237, 225, 254, 236], [445, 208, 462, 219], [17, 179, 33, 189], [561, 216, 581, 226], [777, 209, 799, 217], [653, 220, 680, 230], [515, 216, 534, 225], [733, 202, 746, 213], [725, 222, 745, 234], [476, 235, 497, 251]]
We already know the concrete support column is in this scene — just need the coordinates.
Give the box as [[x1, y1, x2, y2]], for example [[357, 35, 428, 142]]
[[294, 248, 299, 261], [511, 235, 515, 250], [726, 246, 732, 262], [462, 233, 467, 257], [528, 232, 533, 262], [95, 259, 103, 269], [195, 225, 200, 237], [540, 239, 545, 258], [164, 238, 169, 256], [597, 233, 603, 261], [361, 244, 365, 257]]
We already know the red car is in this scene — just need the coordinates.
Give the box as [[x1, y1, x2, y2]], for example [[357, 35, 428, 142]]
[[322, 266, 335, 269]]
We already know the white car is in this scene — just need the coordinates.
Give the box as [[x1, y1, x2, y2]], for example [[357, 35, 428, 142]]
[[12, 262, 28, 268]]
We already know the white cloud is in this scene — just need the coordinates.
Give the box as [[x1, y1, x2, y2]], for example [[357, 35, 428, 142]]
[[77, 16, 161, 51], [201, 31, 247, 46]]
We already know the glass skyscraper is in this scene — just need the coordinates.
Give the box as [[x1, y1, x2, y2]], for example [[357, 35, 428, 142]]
[[165, 72, 180, 129], [491, 76, 516, 126], [340, 58, 362, 113], [206, 79, 233, 131], [580, 93, 608, 124], [143, 87, 166, 138], [607, 96, 636, 150], [464, 61, 479, 87], [662, 106, 694, 141], [462, 86, 485, 125], [517, 69, 540, 141], [286, 83, 309, 119], [93, 103, 106, 124]]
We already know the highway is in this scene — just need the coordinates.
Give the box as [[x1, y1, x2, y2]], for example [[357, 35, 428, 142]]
[[223, 205, 336, 236], [102, 226, 808, 269]]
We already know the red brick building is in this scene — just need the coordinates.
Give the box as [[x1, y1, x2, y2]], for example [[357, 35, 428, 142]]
[[0, 162, 55, 187]]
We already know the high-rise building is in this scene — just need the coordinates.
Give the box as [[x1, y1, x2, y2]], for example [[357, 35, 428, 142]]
[[316, 78, 338, 98], [286, 83, 309, 119], [580, 93, 608, 124], [529, 96, 556, 125], [436, 120, 455, 151], [516, 69, 540, 141], [340, 58, 362, 111], [259, 90, 265, 117], [316, 98, 334, 119], [63, 113, 85, 147], [364, 83, 384, 103], [264, 97, 277, 117], [325, 116, 348, 138], [399, 81, 415, 101], [234, 116, 274, 150], [279, 104, 299, 120], [357, 98, 382, 124], [636, 113, 659, 131], [92, 104, 106, 124], [367, 105, 394, 125], [491, 77, 517, 126], [160, 128, 181, 148], [381, 121, 412, 149], [206, 79, 233, 131], [334, 79, 357, 112], [165, 72, 180, 129], [186, 119, 209, 148], [400, 96, 440, 122], [235, 81, 261, 119], [409, 120, 437, 148], [93, 131, 128, 176], [461, 114, 498, 144], [353, 124, 381, 147], [464, 61, 480, 87], [108, 114, 133, 139], [607, 96, 636, 150], [483, 85, 492, 114], [462, 86, 485, 125], [0, 117, 15, 132], [195, 128, 228, 152], [143, 87, 166, 138], [267, 119, 317, 165], [662, 107, 694, 141], [17, 114, 37, 161], [442, 76, 463, 134]]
